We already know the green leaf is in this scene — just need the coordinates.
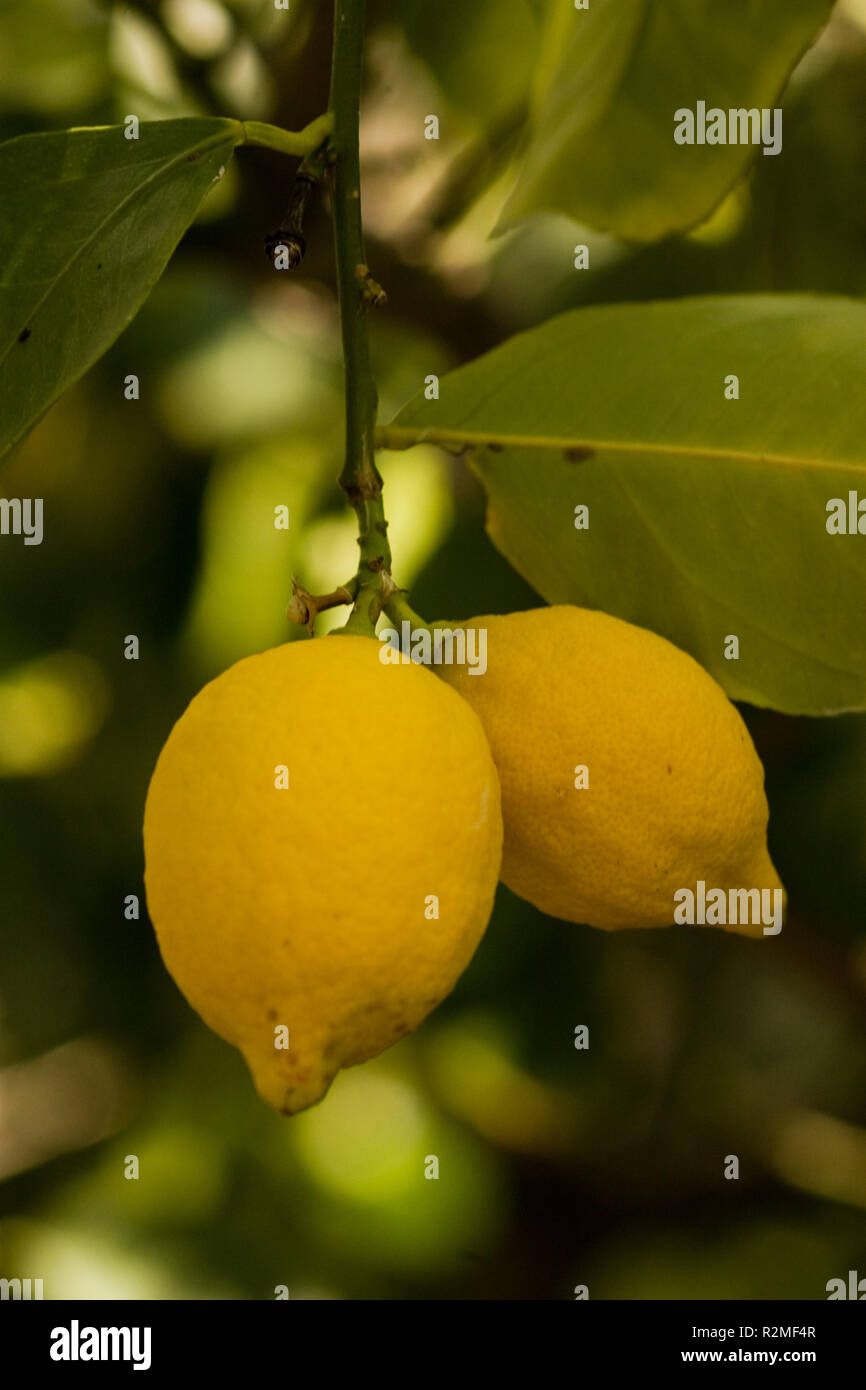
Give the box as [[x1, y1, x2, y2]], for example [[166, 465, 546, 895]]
[[386, 295, 866, 716], [0, 117, 243, 461], [502, 0, 833, 241]]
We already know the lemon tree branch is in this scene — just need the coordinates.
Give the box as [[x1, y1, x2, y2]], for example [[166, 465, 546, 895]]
[[329, 0, 391, 638]]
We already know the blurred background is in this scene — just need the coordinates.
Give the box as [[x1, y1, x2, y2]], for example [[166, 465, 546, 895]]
[[1, 0, 866, 1299]]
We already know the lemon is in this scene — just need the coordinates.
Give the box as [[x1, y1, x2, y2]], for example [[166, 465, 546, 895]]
[[143, 635, 502, 1114], [438, 606, 783, 936]]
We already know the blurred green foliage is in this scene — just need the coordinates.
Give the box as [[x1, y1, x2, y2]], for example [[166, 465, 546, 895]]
[[1, 0, 865, 1300]]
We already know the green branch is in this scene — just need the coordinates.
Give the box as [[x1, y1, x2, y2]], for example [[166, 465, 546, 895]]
[[328, 0, 391, 638], [382, 590, 430, 636]]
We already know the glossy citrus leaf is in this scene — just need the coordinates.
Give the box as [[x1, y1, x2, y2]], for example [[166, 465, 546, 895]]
[[501, 0, 833, 241], [0, 117, 243, 461], [386, 295, 866, 715]]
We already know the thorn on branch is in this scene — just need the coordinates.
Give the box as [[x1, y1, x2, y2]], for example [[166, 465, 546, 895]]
[[354, 263, 387, 308], [286, 577, 354, 635]]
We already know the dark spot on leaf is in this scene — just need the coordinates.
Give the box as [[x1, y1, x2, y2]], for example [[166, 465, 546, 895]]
[[487, 441, 504, 452], [563, 446, 595, 463], [367, 556, 384, 572], [18, 327, 31, 343], [667, 764, 672, 773], [187, 150, 202, 161], [267, 1008, 277, 1020], [97, 263, 102, 270]]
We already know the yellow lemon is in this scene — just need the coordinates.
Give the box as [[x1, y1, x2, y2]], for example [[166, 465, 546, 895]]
[[438, 606, 783, 936], [143, 635, 502, 1114]]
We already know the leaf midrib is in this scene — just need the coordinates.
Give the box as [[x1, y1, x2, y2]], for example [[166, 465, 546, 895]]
[[377, 425, 866, 477]]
